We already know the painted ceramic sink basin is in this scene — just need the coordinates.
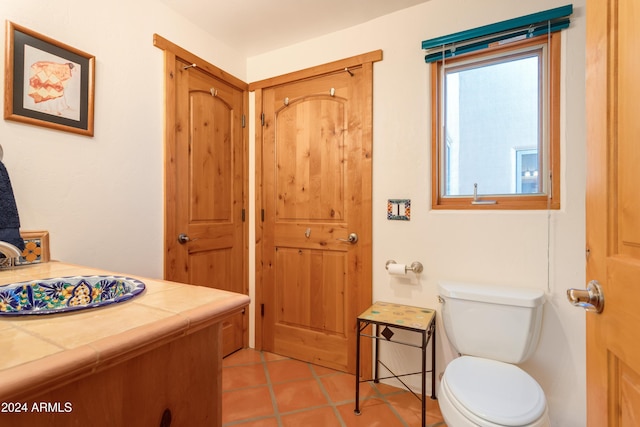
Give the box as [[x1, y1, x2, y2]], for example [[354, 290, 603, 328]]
[[0, 275, 145, 316]]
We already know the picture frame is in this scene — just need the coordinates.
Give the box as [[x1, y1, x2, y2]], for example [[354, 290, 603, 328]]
[[4, 21, 95, 136], [18, 230, 51, 265]]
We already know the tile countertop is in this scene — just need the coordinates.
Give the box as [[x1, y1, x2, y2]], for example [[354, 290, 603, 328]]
[[0, 262, 250, 401]]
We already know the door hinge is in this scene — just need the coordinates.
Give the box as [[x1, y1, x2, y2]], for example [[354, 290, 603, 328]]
[[242, 114, 246, 128], [261, 113, 265, 126], [242, 208, 246, 222], [261, 303, 265, 317], [261, 209, 265, 222]]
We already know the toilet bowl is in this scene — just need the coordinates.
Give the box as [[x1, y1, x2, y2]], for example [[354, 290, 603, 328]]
[[437, 282, 550, 427], [438, 356, 549, 427]]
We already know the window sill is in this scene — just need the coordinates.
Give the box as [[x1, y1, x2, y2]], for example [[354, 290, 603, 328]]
[[432, 196, 560, 210]]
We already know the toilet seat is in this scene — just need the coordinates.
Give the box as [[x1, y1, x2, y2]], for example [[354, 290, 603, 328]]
[[441, 356, 548, 426]]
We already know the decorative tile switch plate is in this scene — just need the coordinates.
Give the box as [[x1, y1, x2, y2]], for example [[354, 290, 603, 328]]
[[387, 199, 411, 221]]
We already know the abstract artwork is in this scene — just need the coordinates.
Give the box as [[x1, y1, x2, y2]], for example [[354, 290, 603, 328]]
[[4, 22, 95, 136]]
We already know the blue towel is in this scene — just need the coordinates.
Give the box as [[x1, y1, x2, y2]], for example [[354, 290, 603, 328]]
[[0, 160, 25, 253]]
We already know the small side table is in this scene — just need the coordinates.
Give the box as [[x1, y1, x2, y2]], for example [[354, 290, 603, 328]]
[[354, 301, 436, 427]]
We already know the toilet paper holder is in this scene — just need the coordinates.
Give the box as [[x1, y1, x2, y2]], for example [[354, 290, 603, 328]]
[[385, 260, 424, 274]]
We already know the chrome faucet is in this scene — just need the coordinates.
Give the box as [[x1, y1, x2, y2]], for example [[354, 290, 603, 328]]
[[0, 241, 22, 269]]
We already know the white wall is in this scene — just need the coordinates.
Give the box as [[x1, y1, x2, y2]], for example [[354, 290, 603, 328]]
[[0, 0, 586, 425], [248, 1, 587, 426], [0, 0, 246, 278]]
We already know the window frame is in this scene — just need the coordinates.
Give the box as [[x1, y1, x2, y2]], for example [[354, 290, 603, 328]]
[[430, 33, 561, 210]]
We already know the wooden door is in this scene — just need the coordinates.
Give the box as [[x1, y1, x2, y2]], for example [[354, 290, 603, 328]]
[[585, 0, 640, 424], [155, 35, 248, 358], [253, 52, 380, 373]]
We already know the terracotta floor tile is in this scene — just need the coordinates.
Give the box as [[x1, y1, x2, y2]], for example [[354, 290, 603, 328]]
[[320, 372, 378, 403], [223, 348, 264, 367], [267, 358, 313, 383], [221, 350, 446, 427], [280, 406, 342, 427], [223, 363, 267, 390], [227, 417, 279, 427], [272, 378, 328, 413], [384, 391, 423, 426], [222, 386, 274, 423], [312, 364, 340, 376], [262, 351, 288, 362], [338, 398, 405, 427], [385, 392, 445, 427], [425, 397, 445, 425], [373, 380, 408, 395]]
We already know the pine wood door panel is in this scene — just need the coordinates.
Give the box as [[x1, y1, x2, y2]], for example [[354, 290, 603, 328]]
[[268, 73, 352, 370], [617, 358, 640, 425], [617, 0, 640, 258], [259, 53, 379, 374], [183, 68, 244, 358], [180, 69, 244, 296], [162, 47, 247, 358], [586, 0, 640, 424], [275, 97, 346, 221], [189, 92, 233, 222], [274, 323, 349, 371], [274, 248, 346, 335]]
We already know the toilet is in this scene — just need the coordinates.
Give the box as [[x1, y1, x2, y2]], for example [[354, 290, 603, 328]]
[[437, 282, 550, 427]]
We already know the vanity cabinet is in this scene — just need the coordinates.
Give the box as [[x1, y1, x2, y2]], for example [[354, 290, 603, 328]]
[[0, 262, 249, 427], [2, 325, 221, 427]]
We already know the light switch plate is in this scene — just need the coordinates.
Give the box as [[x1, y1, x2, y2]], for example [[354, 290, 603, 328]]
[[387, 199, 411, 221]]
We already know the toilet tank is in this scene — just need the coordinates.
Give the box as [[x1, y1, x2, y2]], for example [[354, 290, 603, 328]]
[[438, 281, 545, 364]]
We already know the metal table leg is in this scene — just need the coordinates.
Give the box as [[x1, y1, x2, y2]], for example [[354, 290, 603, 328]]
[[374, 323, 380, 383], [421, 329, 426, 427], [354, 318, 362, 415], [431, 323, 437, 399]]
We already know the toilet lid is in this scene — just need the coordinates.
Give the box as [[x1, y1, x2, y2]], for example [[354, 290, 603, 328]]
[[445, 356, 547, 426]]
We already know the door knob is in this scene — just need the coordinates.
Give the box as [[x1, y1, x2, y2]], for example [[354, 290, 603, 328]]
[[177, 233, 190, 244], [567, 280, 604, 313], [337, 233, 358, 244]]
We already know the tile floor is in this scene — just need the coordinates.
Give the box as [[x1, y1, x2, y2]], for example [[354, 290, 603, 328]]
[[222, 349, 447, 427]]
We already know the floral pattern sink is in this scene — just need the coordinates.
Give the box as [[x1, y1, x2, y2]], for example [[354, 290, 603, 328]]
[[0, 275, 145, 316]]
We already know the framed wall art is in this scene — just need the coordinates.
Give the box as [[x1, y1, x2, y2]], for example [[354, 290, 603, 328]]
[[4, 21, 95, 136], [18, 230, 50, 265]]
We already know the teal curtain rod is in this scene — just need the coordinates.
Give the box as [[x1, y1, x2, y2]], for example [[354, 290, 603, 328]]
[[421, 4, 573, 54], [424, 18, 570, 63]]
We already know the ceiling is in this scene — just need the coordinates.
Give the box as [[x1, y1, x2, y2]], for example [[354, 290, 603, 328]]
[[161, 0, 430, 56]]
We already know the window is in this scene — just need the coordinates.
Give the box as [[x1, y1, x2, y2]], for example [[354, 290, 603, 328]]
[[430, 34, 560, 209]]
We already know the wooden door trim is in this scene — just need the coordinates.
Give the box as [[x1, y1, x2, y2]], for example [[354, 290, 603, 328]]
[[155, 34, 250, 348], [251, 51, 380, 367], [154, 34, 249, 92], [248, 50, 382, 91], [254, 87, 265, 350]]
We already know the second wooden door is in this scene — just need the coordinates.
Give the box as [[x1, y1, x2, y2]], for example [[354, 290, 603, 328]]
[[255, 52, 380, 373], [158, 33, 248, 358]]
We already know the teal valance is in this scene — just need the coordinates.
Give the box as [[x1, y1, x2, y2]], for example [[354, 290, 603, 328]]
[[422, 4, 573, 63]]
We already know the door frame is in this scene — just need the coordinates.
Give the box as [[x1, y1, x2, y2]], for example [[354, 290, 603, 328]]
[[250, 51, 381, 367], [154, 34, 250, 348]]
